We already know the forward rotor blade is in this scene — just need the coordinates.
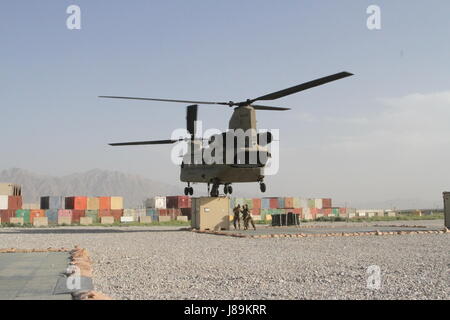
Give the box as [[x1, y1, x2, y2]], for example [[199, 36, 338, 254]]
[[99, 96, 230, 106], [251, 71, 353, 102], [109, 139, 180, 146], [251, 105, 291, 111]]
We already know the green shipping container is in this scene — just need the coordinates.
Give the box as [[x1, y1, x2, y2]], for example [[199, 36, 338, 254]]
[[16, 209, 31, 223], [332, 208, 340, 216], [308, 199, 315, 208], [244, 198, 253, 209], [85, 210, 99, 223]]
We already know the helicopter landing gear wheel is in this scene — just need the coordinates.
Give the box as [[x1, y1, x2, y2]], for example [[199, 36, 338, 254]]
[[260, 182, 266, 193], [227, 185, 233, 195], [224, 185, 228, 195], [185, 184, 194, 196], [210, 184, 219, 197]]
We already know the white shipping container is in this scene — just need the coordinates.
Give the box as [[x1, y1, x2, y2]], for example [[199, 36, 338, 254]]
[[299, 198, 309, 209], [145, 196, 166, 209], [314, 198, 323, 209], [0, 195, 8, 210]]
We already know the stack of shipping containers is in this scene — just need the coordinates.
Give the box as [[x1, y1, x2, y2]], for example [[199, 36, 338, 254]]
[[0, 183, 23, 223]]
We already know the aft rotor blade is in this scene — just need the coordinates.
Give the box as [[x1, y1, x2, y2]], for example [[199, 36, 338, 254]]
[[251, 105, 291, 111], [109, 139, 180, 146], [99, 96, 230, 106], [251, 72, 353, 102]]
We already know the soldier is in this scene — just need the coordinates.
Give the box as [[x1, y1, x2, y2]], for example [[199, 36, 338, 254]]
[[233, 204, 242, 230], [242, 204, 256, 231]]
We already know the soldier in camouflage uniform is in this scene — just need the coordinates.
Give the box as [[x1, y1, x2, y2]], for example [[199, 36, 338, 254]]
[[233, 204, 242, 230], [242, 204, 256, 231]]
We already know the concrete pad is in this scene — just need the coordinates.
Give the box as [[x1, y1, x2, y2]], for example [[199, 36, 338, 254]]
[[101, 216, 115, 225], [33, 217, 48, 227], [58, 217, 72, 225], [80, 217, 93, 226], [10, 217, 24, 225], [139, 216, 152, 223], [120, 216, 134, 223], [0, 252, 73, 300], [176, 216, 188, 222]]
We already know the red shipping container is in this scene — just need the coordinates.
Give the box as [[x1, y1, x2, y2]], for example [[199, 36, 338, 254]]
[[322, 198, 332, 209], [252, 198, 261, 209], [166, 196, 191, 209], [310, 208, 318, 215], [269, 198, 278, 209], [291, 208, 302, 215], [110, 210, 123, 222], [284, 197, 294, 209], [98, 197, 111, 210], [99, 210, 112, 217], [71, 210, 85, 223], [8, 196, 23, 210], [0, 210, 16, 223], [252, 208, 261, 215], [58, 210, 72, 218], [158, 209, 169, 216], [65, 197, 87, 210], [30, 210, 45, 223], [324, 208, 332, 216], [340, 208, 347, 214]]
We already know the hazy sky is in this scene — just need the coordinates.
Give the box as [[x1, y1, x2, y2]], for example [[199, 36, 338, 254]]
[[1, 1, 449, 208]]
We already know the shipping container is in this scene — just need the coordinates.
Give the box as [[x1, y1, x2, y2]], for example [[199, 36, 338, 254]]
[[332, 208, 340, 216], [87, 197, 100, 211], [299, 198, 308, 209], [30, 210, 46, 223], [323, 208, 332, 216], [16, 209, 31, 223], [166, 196, 191, 209], [45, 209, 59, 223], [292, 197, 301, 209], [322, 198, 332, 209], [85, 210, 99, 223], [252, 208, 261, 216], [58, 210, 73, 218], [284, 197, 294, 209], [71, 210, 85, 223], [0, 183, 21, 196], [40, 196, 64, 210], [0, 210, 16, 223], [261, 198, 271, 209], [314, 198, 323, 209], [110, 210, 123, 222], [277, 197, 285, 209], [0, 195, 8, 210], [244, 198, 253, 209], [110, 197, 124, 210], [98, 197, 111, 210], [252, 198, 261, 209], [145, 196, 166, 209], [65, 197, 87, 210], [307, 199, 315, 208], [269, 198, 278, 209]]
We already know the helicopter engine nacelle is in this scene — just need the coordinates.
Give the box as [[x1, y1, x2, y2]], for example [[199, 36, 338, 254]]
[[257, 132, 273, 146]]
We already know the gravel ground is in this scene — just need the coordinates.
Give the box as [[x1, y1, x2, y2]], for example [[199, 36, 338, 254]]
[[0, 220, 448, 300]]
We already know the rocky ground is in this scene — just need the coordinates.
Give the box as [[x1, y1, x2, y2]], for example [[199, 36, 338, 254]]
[[0, 220, 448, 300]]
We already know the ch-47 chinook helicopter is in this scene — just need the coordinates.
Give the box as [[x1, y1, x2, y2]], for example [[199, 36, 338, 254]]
[[100, 71, 353, 197]]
